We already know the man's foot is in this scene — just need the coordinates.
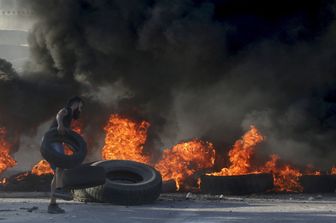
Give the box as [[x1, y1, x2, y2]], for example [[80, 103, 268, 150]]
[[48, 203, 65, 214], [53, 188, 73, 201]]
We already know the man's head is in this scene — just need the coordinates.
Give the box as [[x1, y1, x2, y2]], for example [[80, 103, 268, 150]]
[[66, 96, 84, 119]]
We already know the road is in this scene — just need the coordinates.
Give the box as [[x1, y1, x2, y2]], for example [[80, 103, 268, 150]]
[[0, 193, 336, 223]]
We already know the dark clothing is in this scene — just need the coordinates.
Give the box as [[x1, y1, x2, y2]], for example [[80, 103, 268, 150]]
[[50, 107, 73, 129], [48, 107, 73, 170]]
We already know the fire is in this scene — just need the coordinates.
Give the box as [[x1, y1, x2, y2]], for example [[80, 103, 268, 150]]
[[331, 167, 336, 175], [259, 155, 303, 192], [31, 160, 54, 176], [209, 126, 264, 176], [274, 165, 303, 192], [101, 114, 217, 190], [155, 139, 215, 190], [207, 126, 304, 192], [102, 114, 150, 164], [305, 165, 321, 176], [71, 120, 83, 135], [0, 177, 8, 185], [63, 143, 74, 156], [15, 172, 29, 181], [0, 127, 16, 174], [64, 120, 84, 155], [99, 116, 306, 192]]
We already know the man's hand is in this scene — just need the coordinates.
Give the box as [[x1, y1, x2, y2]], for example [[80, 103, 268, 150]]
[[57, 125, 67, 135], [56, 108, 68, 135]]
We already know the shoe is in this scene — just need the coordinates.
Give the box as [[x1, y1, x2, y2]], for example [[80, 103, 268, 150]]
[[48, 203, 65, 214], [53, 188, 73, 201]]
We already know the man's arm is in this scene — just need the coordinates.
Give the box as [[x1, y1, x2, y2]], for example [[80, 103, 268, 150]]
[[56, 108, 68, 134]]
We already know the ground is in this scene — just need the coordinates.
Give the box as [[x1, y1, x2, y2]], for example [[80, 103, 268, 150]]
[[0, 193, 336, 223]]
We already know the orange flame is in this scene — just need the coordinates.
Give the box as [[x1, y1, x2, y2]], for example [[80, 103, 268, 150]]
[[71, 120, 83, 135], [331, 167, 336, 175], [15, 172, 29, 181], [102, 114, 150, 164], [64, 120, 84, 155], [155, 139, 215, 190], [63, 143, 74, 156], [209, 126, 264, 176], [274, 165, 303, 192], [0, 177, 8, 185], [304, 165, 321, 176], [31, 160, 54, 176], [207, 126, 304, 192], [0, 127, 16, 174], [259, 155, 303, 192]]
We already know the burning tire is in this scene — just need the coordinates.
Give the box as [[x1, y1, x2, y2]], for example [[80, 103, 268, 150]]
[[200, 173, 274, 195], [161, 180, 177, 193], [41, 128, 87, 169], [62, 165, 106, 189], [85, 160, 162, 205], [300, 175, 336, 193]]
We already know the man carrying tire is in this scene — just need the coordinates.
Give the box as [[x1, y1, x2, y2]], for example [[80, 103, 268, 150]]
[[47, 96, 84, 214]]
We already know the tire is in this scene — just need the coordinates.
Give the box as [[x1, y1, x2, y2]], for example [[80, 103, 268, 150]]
[[161, 180, 177, 193], [85, 160, 162, 205], [63, 165, 106, 189], [41, 128, 87, 169], [201, 173, 274, 195], [300, 175, 336, 193]]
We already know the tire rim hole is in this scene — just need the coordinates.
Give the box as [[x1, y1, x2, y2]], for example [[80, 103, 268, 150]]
[[50, 142, 75, 156], [106, 171, 143, 184], [62, 143, 75, 156]]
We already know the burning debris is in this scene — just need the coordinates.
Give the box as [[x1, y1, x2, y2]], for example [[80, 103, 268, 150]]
[[71, 120, 84, 135], [332, 167, 336, 175], [263, 161, 304, 192], [97, 116, 336, 193], [155, 140, 216, 190], [0, 127, 16, 175], [101, 114, 150, 164], [31, 160, 53, 176], [100, 115, 216, 190], [0, 1, 336, 197], [204, 126, 316, 192], [0, 171, 52, 192], [208, 126, 264, 176], [1, 114, 336, 194]]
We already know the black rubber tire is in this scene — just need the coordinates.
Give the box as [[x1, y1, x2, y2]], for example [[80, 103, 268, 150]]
[[41, 128, 87, 169], [85, 160, 162, 205], [201, 173, 274, 195], [300, 175, 336, 193], [161, 180, 177, 193], [63, 165, 106, 189]]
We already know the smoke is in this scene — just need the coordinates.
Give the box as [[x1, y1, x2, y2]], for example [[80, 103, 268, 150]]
[[1, 0, 336, 169]]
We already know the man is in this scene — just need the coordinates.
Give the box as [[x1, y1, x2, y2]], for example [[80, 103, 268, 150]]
[[47, 96, 84, 214]]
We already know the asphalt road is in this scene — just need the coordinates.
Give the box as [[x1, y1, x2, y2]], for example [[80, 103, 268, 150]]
[[0, 194, 336, 223]]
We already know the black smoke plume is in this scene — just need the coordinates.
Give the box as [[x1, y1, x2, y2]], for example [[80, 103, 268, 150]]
[[1, 0, 336, 169]]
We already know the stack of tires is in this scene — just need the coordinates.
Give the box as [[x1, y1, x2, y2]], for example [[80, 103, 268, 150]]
[[41, 128, 162, 205]]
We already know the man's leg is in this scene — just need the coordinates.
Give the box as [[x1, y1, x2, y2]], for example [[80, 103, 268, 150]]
[[55, 167, 64, 188], [47, 143, 72, 214], [48, 168, 65, 214], [52, 166, 73, 200], [50, 173, 57, 205], [50, 167, 64, 203]]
